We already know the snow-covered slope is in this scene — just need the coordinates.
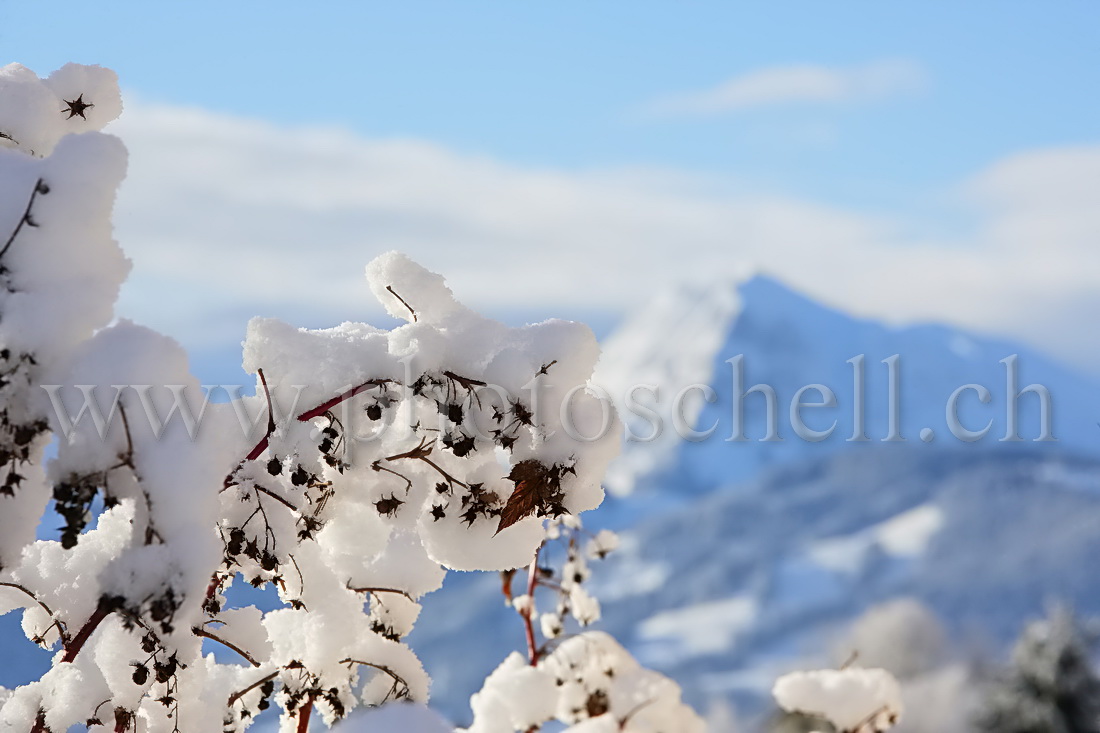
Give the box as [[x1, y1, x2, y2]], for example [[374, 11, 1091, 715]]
[[595, 279, 743, 495], [592, 448, 1100, 709], [595, 274, 1100, 497], [411, 449, 1100, 722]]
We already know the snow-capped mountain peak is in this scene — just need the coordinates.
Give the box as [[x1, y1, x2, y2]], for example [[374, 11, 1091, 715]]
[[596, 275, 1100, 496]]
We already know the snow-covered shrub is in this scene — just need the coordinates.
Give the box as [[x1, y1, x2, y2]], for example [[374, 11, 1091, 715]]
[[772, 667, 902, 733], [466, 632, 705, 733], [465, 518, 704, 733], [0, 63, 621, 732]]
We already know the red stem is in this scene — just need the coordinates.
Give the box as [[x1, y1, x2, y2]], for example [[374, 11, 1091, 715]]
[[61, 604, 110, 663], [243, 369, 275, 461], [227, 378, 390, 488], [500, 569, 515, 604], [233, 378, 391, 472], [524, 548, 540, 666], [296, 380, 389, 423], [204, 575, 221, 604], [27, 606, 113, 730], [244, 436, 270, 462], [296, 697, 314, 733]]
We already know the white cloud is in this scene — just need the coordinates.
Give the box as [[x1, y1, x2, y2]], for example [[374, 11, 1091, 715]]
[[104, 102, 1100, 373], [642, 59, 927, 118]]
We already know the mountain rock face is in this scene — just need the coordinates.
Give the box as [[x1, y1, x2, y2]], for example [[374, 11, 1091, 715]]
[[412, 277, 1100, 722], [595, 274, 1100, 499]]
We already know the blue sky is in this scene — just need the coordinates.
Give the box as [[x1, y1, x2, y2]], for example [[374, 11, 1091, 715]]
[[6, 2, 1097, 195], [1, 2, 1099, 378]]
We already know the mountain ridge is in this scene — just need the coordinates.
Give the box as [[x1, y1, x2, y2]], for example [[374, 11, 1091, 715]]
[[595, 273, 1100, 498]]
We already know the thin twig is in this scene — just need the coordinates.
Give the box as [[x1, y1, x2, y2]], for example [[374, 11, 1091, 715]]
[[227, 670, 278, 707], [384, 437, 468, 488], [244, 368, 276, 462], [288, 554, 306, 603], [116, 403, 135, 469], [193, 626, 260, 667], [224, 376, 393, 491], [418, 455, 469, 489], [114, 404, 163, 546], [222, 370, 279, 490], [296, 379, 392, 423], [850, 704, 893, 733], [619, 697, 657, 728], [0, 581, 67, 643], [385, 285, 417, 322], [0, 178, 47, 259], [442, 370, 486, 409], [255, 485, 300, 514], [346, 585, 415, 602], [370, 461, 413, 492], [340, 658, 410, 696]]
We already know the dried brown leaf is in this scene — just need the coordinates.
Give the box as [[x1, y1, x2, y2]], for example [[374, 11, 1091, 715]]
[[496, 459, 559, 534]]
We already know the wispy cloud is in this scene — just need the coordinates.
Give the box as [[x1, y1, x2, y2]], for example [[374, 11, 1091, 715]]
[[105, 102, 1100, 372], [641, 59, 927, 118]]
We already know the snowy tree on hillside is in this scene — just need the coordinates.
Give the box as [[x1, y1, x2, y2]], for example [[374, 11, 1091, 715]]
[[975, 607, 1100, 733]]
